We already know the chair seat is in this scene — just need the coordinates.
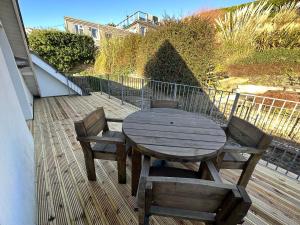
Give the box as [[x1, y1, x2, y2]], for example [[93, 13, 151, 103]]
[[103, 130, 124, 139], [220, 152, 247, 169], [91, 131, 124, 154], [226, 137, 242, 147], [223, 152, 247, 162], [149, 166, 200, 179]]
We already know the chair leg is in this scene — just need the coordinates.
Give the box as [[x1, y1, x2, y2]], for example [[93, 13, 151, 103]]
[[127, 145, 133, 157], [132, 147, 142, 196], [117, 144, 127, 184], [83, 149, 96, 181], [139, 211, 149, 225], [238, 154, 261, 187]]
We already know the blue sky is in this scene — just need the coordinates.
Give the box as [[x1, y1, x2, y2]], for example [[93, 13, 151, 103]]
[[19, 0, 253, 29]]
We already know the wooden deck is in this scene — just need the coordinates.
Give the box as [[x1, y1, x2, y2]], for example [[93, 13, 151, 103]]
[[33, 93, 300, 225]]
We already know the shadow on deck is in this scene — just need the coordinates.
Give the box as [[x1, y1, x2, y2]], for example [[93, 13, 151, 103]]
[[33, 93, 300, 225]]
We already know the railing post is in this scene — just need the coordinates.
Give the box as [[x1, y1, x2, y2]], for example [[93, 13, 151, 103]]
[[100, 75, 103, 94], [121, 75, 124, 105], [228, 92, 240, 123], [141, 79, 144, 110], [173, 83, 177, 100], [66, 76, 71, 96], [107, 74, 111, 99]]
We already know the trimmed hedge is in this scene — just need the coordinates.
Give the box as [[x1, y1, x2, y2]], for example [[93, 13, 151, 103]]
[[94, 34, 141, 75], [136, 17, 215, 86], [29, 29, 95, 72], [94, 17, 216, 86]]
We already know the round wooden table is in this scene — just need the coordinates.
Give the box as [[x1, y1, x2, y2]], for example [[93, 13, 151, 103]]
[[122, 108, 226, 195]]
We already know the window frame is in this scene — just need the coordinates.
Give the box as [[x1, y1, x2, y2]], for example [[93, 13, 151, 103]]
[[74, 24, 84, 35], [89, 27, 99, 40]]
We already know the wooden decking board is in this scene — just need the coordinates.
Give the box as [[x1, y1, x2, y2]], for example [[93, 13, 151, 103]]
[[57, 118, 136, 225], [173, 161, 300, 225], [221, 170, 299, 225], [41, 100, 86, 225], [42, 109, 79, 225], [33, 93, 300, 225], [35, 114, 68, 225], [54, 122, 100, 224]]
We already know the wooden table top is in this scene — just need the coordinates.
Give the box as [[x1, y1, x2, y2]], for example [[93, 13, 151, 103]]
[[122, 108, 226, 161]]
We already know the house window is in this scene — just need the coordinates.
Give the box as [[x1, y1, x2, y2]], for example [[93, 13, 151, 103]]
[[74, 24, 84, 35], [140, 26, 146, 36], [89, 27, 98, 39]]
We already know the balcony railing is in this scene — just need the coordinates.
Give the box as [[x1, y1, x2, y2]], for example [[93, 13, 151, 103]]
[[68, 75, 300, 180], [116, 11, 158, 29]]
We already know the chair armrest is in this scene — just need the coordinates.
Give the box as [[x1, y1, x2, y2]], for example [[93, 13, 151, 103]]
[[77, 136, 124, 144], [106, 117, 123, 123], [222, 145, 265, 154]]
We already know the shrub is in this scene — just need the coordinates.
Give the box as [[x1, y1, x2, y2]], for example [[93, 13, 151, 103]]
[[236, 48, 300, 65], [255, 2, 300, 50], [258, 91, 300, 108], [29, 29, 95, 72], [94, 34, 141, 76], [136, 17, 216, 86], [94, 18, 216, 87]]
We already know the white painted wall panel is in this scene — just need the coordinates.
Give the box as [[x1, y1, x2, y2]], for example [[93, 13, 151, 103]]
[[31, 54, 82, 97], [0, 0, 40, 96], [34, 65, 77, 97], [0, 24, 33, 120], [0, 38, 35, 225]]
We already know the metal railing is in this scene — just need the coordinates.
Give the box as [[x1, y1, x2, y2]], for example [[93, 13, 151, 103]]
[[68, 75, 300, 179], [116, 11, 158, 29]]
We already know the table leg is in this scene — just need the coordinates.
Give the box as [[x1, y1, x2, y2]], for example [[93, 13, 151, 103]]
[[131, 147, 142, 196]]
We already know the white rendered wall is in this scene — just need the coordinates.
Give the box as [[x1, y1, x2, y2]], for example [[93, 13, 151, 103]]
[[0, 23, 33, 120], [0, 37, 35, 225], [34, 64, 77, 97]]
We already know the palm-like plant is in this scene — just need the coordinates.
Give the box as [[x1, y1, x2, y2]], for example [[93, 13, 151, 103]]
[[215, 0, 300, 60], [215, 2, 273, 46]]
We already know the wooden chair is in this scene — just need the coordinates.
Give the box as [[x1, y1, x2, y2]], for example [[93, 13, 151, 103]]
[[150, 99, 179, 109], [74, 107, 127, 183], [138, 156, 251, 225], [217, 116, 273, 187]]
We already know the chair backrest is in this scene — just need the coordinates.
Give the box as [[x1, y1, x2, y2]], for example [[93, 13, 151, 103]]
[[227, 116, 272, 149], [147, 177, 250, 224], [150, 100, 179, 109], [74, 107, 108, 138]]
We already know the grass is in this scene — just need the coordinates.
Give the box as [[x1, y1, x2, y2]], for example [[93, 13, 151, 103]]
[[219, 77, 249, 90], [221, 48, 300, 87], [236, 48, 300, 65]]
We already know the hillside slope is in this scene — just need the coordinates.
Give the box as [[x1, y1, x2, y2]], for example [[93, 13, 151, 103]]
[[198, 0, 300, 89]]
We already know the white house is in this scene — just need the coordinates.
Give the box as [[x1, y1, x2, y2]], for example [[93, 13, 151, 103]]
[[0, 1, 82, 225]]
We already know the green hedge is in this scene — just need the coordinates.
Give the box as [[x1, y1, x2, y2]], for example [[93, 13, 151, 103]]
[[136, 17, 215, 86], [29, 29, 95, 72], [94, 17, 216, 87], [94, 34, 141, 76]]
